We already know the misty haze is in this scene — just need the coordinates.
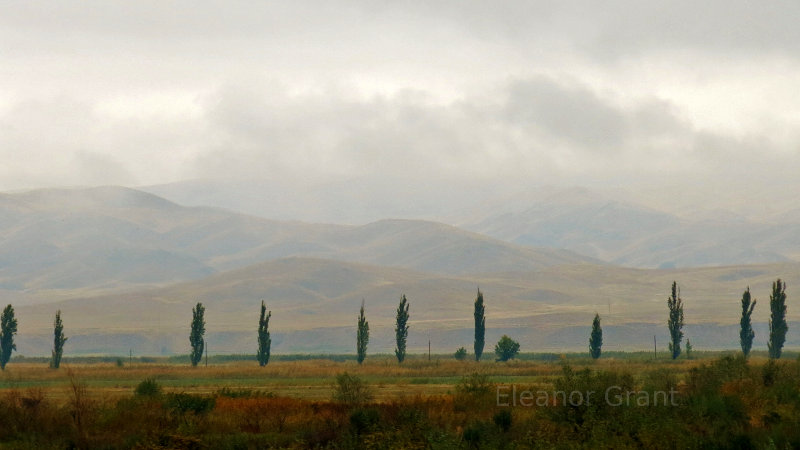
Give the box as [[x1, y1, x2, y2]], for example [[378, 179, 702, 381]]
[[2, 2, 800, 448]]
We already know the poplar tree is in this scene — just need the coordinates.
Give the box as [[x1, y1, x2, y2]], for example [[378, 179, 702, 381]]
[[474, 289, 485, 362], [190, 302, 205, 367], [739, 287, 756, 358], [589, 313, 602, 359], [257, 300, 272, 367], [394, 295, 410, 363], [667, 281, 684, 360], [0, 305, 17, 371], [768, 279, 787, 359], [357, 300, 369, 365], [51, 310, 67, 369]]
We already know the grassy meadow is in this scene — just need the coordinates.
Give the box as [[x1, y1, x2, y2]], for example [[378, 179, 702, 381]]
[[2, 351, 800, 448]]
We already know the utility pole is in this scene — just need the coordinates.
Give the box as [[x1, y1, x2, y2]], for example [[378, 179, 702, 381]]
[[205, 340, 208, 367], [129, 349, 132, 366], [428, 337, 431, 362]]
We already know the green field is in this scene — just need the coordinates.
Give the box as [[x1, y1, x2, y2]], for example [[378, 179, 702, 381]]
[[0, 350, 782, 399], [3, 352, 799, 448]]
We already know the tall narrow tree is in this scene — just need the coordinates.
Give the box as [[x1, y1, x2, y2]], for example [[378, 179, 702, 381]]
[[474, 288, 485, 362], [190, 302, 205, 367], [0, 304, 17, 371], [257, 300, 272, 367], [51, 310, 67, 369], [739, 287, 756, 358], [589, 313, 602, 359], [357, 300, 369, 365], [667, 281, 684, 360], [768, 279, 788, 359], [394, 295, 410, 363]]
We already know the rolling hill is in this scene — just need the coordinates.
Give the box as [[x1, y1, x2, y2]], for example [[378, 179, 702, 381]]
[[0, 186, 593, 299], [143, 180, 800, 269], [14, 257, 800, 355], [6, 184, 800, 356]]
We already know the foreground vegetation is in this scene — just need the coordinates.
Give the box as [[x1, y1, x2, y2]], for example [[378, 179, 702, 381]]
[[2, 353, 800, 448]]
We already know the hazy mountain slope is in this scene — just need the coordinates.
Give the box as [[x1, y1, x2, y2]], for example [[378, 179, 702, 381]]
[[465, 187, 800, 268], [144, 181, 800, 269], [141, 178, 510, 225], [273, 219, 593, 276], [0, 186, 593, 295], [466, 189, 679, 262], [0, 187, 217, 290], [14, 257, 800, 354]]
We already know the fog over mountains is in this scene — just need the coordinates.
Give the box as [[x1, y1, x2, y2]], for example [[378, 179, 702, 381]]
[[4, 185, 800, 356], [0, 186, 590, 294], [4, 2, 800, 359], [144, 180, 800, 268]]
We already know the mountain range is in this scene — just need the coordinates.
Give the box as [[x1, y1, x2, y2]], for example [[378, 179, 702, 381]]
[[142, 180, 800, 269], [0, 186, 591, 297], [2, 185, 800, 356], [464, 187, 800, 268]]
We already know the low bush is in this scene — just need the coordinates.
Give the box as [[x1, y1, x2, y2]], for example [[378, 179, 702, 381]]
[[493, 409, 512, 432], [455, 372, 494, 396], [349, 407, 381, 434], [215, 387, 273, 399], [333, 372, 372, 405], [165, 393, 216, 416], [135, 378, 162, 397]]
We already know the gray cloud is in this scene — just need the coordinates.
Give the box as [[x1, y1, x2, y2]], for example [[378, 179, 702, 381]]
[[405, 1, 800, 59], [0, 0, 798, 213], [188, 76, 785, 189], [73, 151, 137, 186], [503, 78, 630, 150]]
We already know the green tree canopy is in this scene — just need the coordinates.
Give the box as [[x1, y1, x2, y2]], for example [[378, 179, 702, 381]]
[[474, 288, 485, 361], [50, 310, 67, 369], [357, 300, 369, 365], [589, 313, 602, 359], [257, 300, 272, 367], [190, 302, 205, 367], [0, 304, 17, 371], [494, 335, 520, 362], [667, 281, 684, 360], [740, 287, 756, 358], [768, 279, 787, 359], [394, 295, 410, 363]]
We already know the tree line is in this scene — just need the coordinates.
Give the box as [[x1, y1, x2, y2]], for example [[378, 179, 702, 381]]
[[0, 279, 790, 370], [354, 288, 519, 364], [588, 278, 789, 361]]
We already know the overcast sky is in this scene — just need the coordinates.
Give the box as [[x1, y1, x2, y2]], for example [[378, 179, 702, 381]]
[[2, 1, 799, 214]]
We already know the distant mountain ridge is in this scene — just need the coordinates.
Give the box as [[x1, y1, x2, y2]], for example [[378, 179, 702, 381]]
[[142, 180, 800, 269], [464, 187, 800, 268], [0, 186, 594, 297], [5, 184, 800, 356]]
